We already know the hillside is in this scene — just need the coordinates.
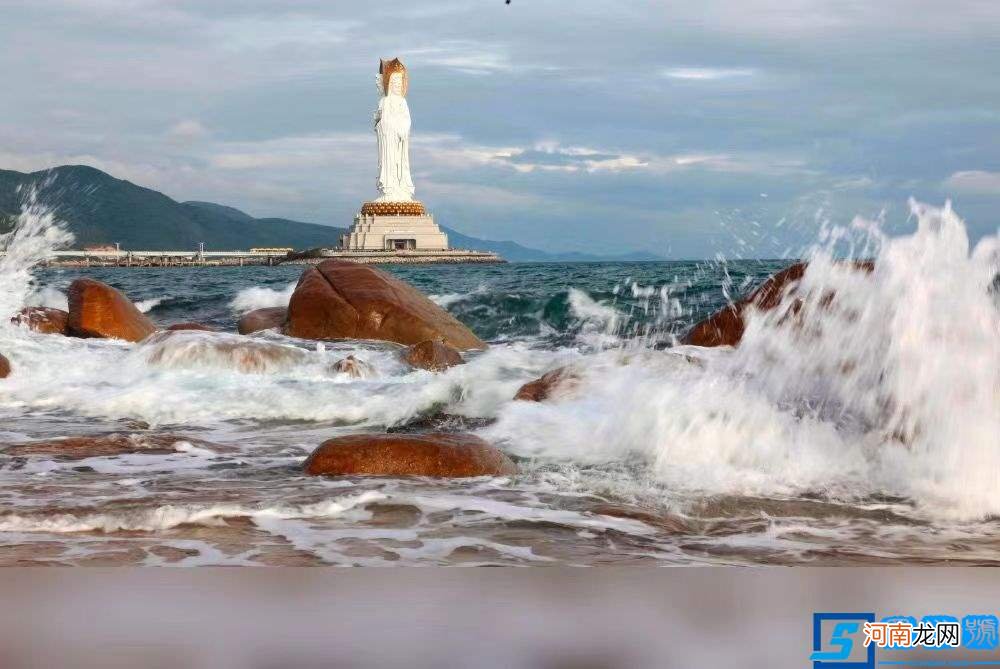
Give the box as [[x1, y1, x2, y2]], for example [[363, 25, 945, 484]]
[[0, 166, 346, 250]]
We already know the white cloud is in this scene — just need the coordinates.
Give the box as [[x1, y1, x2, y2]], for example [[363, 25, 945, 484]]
[[943, 170, 1000, 195], [662, 68, 756, 81], [407, 41, 513, 75], [168, 120, 209, 141]]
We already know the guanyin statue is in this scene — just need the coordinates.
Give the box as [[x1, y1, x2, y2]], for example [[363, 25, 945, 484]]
[[373, 58, 415, 202]]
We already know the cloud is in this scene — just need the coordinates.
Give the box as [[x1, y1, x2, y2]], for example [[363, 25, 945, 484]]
[[167, 120, 209, 141], [661, 68, 757, 81], [2, 0, 999, 256], [493, 143, 648, 173], [407, 41, 513, 75], [943, 170, 1000, 195]]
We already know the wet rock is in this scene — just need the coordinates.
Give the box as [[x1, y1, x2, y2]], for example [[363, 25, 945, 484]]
[[0, 353, 10, 379], [683, 263, 806, 348], [166, 322, 216, 332], [330, 355, 375, 378], [237, 307, 287, 335], [386, 413, 494, 434], [303, 432, 517, 478], [11, 306, 69, 335], [2, 433, 224, 459], [513, 366, 579, 402], [682, 261, 874, 347], [403, 339, 464, 371], [143, 330, 308, 374], [67, 278, 156, 342], [285, 260, 485, 350], [590, 503, 691, 535]]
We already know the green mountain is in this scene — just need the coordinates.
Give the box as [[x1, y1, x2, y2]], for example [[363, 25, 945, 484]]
[[0, 165, 346, 250], [0, 164, 665, 261]]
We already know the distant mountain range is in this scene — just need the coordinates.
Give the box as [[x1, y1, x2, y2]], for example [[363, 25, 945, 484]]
[[0, 165, 664, 261]]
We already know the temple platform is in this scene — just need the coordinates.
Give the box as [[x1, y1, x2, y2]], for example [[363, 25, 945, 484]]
[[341, 202, 449, 251]]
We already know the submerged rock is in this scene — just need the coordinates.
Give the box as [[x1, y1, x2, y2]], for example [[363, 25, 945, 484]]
[[11, 306, 69, 335], [67, 278, 156, 342], [303, 433, 517, 478], [237, 307, 287, 335], [403, 339, 464, 371], [167, 322, 216, 332], [0, 353, 10, 379], [3, 433, 225, 459], [589, 503, 691, 535], [285, 260, 485, 350], [143, 330, 308, 374], [513, 366, 579, 402], [683, 261, 874, 347], [330, 355, 375, 378]]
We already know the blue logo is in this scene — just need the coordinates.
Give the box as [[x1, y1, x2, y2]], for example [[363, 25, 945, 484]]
[[811, 612, 876, 669], [963, 615, 999, 650]]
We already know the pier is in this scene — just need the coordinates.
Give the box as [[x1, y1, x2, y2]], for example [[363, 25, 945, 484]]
[[16, 247, 504, 268], [35, 248, 292, 268]]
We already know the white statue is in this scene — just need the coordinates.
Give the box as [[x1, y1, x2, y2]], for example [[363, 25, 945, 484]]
[[373, 58, 415, 202]]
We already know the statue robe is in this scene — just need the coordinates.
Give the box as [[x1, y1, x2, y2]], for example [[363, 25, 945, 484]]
[[374, 94, 415, 202]]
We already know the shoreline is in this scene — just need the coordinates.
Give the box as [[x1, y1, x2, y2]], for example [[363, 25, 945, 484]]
[[39, 249, 506, 268]]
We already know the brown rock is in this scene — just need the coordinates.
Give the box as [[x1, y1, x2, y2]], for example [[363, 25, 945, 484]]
[[167, 322, 216, 332], [590, 503, 691, 535], [11, 306, 69, 335], [683, 263, 806, 348], [514, 366, 579, 402], [682, 261, 874, 348], [0, 353, 10, 379], [303, 432, 517, 478], [403, 339, 464, 371], [67, 278, 156, 342], [237, 307, 287, 335], [285, 260, 485, 350], [3, 433, 227, 459], [330, 355, 375, 378]]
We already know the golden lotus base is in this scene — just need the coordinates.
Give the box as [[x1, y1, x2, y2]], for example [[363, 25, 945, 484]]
[[361, 201, 426, 216]]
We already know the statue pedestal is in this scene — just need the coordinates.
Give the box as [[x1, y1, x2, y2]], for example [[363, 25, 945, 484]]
[[341, 202, 449, 251]]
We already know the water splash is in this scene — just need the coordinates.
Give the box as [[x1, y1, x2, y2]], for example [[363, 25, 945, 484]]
[[488, 200, 1000, 520], [736, 199, 1000, 518], [0, 185, 73, 321]]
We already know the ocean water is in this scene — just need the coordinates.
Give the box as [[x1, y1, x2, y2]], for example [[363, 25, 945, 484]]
[[0, 199, 997, 566]]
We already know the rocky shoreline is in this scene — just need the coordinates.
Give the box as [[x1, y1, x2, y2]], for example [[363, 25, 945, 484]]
[[4, 257, 829, 476], [6, 259, 512, 477]]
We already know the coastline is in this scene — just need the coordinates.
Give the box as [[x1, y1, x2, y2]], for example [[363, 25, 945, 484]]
[[36, 249, 506, 268], [283, 249, 505, 265]]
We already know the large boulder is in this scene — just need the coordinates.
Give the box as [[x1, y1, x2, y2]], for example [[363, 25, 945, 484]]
[[303, 433, 517, 478], [11, 306, 69, 335], [682, 261, 874, 347], [285, 260, 485, 350], [682, 263, 806, 348], [237, 307, 288, 335], [0, 353, 9, 379], [403, 339, 464, 371], [67, 278, 156, 342]]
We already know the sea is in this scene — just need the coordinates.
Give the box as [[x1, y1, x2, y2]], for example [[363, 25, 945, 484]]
[[0, 199, 997, 566]]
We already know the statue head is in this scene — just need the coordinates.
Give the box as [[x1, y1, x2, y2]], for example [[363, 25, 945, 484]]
[[379, 57, 408, 97]]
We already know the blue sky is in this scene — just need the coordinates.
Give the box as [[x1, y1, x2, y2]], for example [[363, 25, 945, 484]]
[[1, 0, 998, 257]]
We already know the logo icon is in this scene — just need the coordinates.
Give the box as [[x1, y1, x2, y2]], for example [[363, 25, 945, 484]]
[[811, 612, 876, 669], [963, 614, 999, 650]]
